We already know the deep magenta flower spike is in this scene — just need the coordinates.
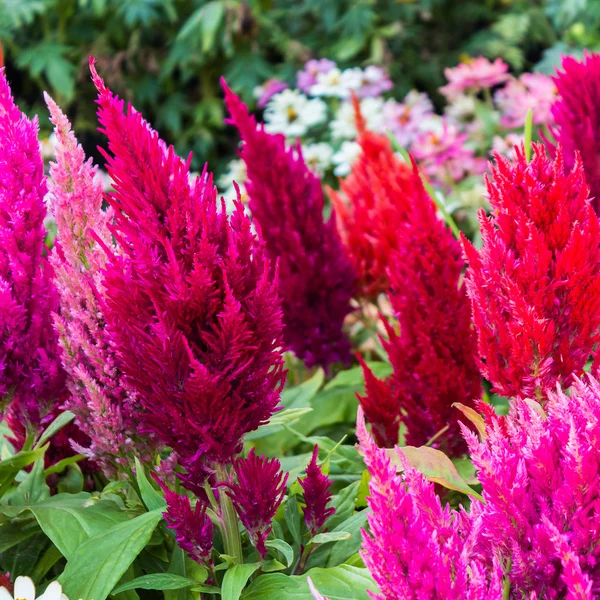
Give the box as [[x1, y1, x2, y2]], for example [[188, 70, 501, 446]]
[[359, 164, 481, 455], [552, 52, 600, 214], [299, 445, 335, 537], [154, 475, 213, 564], [45, 93, 154, 475], [225, 449, 288, 557], [89, 59, 285, 484], [0, 68, 66, 427], [462, 144, 600, 400], [222, 80, 356, 369]]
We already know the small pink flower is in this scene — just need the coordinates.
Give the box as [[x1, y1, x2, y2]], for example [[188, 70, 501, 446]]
[[355, 66, 393, 98], [440, 57, 510, 100], [383, 91, 434, 148], [256, 79, 288, 108], [297, 59, 337, 93]]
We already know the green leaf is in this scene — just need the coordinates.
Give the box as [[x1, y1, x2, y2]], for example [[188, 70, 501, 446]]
[[452, 403, 486, 439], [9, 456, 49, 505], [36, 411, 75, 448], [113, 574, 201, 594], [241, 565, 375, 600], [327, 481, 360, 530], [265, 539, 294, 567], [324, 363, 392, 391], [0, 520, 39, 552], [0, 445, 48, 494], [393, 446, 483, 501], [310, 531, 351, 545], [524, 108, 533, 162], [135, 457, 167, 512], [282, 370, 325, 408], [60, 509, 163, 600], [246, 408, 313, 441], [222, 563, 261, 600], [284, 495, 302, 546]]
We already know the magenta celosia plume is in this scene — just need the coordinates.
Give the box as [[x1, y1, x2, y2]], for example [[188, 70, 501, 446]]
[[299, 445, 335, 537], [222, 80, 356, 369], [0, 68, 66, 427], [89, 59, 285, 486], [551, 52, 600, 214], [45, 93, 154, 474], [463, 144, 600, 400], [359, 164, 481, 455], [225, 449, 288, 557]]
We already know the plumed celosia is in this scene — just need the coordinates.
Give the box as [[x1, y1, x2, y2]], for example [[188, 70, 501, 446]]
[[551, 52, 600, 214], [89, 60, 285, 484], [222, 80, 356, 368], [359, 373, 600, 599], [356, 407, 504, 599], [299, 446, 335, 537], [462, 144, 600, 400], [328, 98, 413, 299], [45, 93, 154, 475], [0, 68, 65, 427], [225, 449, 288, 557], [359, 164, 481, 455], [154, 475, 213, 565]]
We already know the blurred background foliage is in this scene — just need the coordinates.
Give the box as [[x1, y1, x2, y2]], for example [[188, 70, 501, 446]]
[[0, 0, 597, 175]]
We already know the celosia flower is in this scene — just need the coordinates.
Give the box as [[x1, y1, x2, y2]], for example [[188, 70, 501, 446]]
[[254, 79, 288, 108], [383, 91, 434, 149], [225, 449, 288, 557], [356, 407, 504, 599], [462, 144, 600, 399], [359, 163, 481, 454], [154, 475, 213, 564], [89, 60, 285, 484], [297, 59, 337, 94], [45, 93, 152, 475], [328, 99, 413, 298], [299, 446, 335, 537], [551, 52, 600, 214], [0, 68, 65, 427], [223, 81, 356, 368], [495, 73, 557, 129], [440, 56, 510, 100]]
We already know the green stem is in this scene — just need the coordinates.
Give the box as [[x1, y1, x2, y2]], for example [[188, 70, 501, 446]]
[[215, 465, 243, 564]]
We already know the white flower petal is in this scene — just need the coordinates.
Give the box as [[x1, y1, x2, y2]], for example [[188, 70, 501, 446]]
[[37, 582, 63, 600], [0, 586, 14, 600], [13, 577, 35, 600]]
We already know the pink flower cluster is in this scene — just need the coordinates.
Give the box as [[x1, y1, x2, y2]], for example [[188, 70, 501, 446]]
[[440, 56, 510, 100]]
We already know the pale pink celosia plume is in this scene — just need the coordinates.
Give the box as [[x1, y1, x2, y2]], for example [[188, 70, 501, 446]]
[[45, 93, 156, 474], [0, 68, 66, 428]]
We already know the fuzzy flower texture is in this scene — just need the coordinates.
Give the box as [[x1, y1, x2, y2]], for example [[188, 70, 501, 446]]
[[463, 144, 600, 400], [89, 60, 285, 487]]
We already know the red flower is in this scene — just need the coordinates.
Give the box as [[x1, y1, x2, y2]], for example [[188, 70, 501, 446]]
[[463, 144, 600, 399], [299, 446, 335, 536], [328, 97, 413, 299]]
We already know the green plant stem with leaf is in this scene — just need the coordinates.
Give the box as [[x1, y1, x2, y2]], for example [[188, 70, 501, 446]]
[[215, 464, 243, 564]]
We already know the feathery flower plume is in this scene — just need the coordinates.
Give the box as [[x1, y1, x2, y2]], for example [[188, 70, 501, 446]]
[[328, 97, 413, 299], [89, 60, 285, 485], [44, 93, 152, 474], [299, 446, 335, 536], [154, 475, 213, 564], [359, 164, 481, 454], [222, 80, 356, 369], [462, 144, 600, 400], [551, 52, 600, 214], [356, 407, 504, 599], [225, 449, 288, 557], [0, 68, 65, 427]]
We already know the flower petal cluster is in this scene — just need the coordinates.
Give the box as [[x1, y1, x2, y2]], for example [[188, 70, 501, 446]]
[[0, 576, 68, 600], [328, 100, 413, 298], [225, 449, 288, 557], [223, 80, 356, 368], [299, 446, 335, 537], [45, 93, 152, 474], [382, 91, 434, 148], [462, 144, 600, 399], [359, 164, 481, 454], [0, 68, 66, 427], [440, 56, 510, 100], [90, 60, 285, 484], [551, 52, 600, 214]]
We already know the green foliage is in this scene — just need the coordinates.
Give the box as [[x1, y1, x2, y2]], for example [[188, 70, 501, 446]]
[[1, 0, 579, 179]]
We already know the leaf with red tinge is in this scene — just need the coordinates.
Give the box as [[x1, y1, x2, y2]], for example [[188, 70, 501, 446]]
[[389, 446, 483, 501], [453, 402, 486, 439]]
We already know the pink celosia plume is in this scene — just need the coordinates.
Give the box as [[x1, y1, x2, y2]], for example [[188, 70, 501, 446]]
[[89, 59, 285, 487], [462, 144, 600, 400], [0, 68, 66, 428]]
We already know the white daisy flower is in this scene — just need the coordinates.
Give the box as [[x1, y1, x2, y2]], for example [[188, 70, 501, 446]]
[[330, 98, 384, 140], [0, 576, 69, 600], [39, 133, 58, 160], [332, 141, 361, 177], [301, 143, 333, 176], [264, 90, 326, 137], [309, 68, 349, 98], [217, 159, 249, 213]]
